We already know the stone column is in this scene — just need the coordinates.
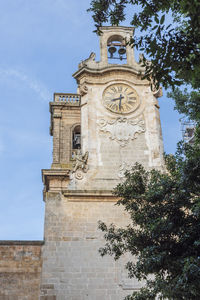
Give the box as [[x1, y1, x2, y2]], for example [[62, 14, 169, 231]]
[[52, 113, 61, 165]]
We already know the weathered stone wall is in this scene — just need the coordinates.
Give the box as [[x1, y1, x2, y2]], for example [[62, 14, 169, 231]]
[[0, 241, 43, 300], [40, 192, 143, 300], [50, 104, 81, 168]]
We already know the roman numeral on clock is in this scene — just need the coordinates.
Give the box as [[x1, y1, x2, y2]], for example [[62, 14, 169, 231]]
[[118, 86, 122, 92], [110, 87, 117, 93]]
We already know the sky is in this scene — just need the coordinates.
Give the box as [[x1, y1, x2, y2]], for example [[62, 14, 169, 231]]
[[0, 0, 182, 240]]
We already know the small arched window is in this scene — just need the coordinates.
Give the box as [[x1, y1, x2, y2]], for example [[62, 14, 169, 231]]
[[72, 125, 81, 150]]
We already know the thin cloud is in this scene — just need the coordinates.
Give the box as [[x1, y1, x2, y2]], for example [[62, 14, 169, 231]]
[[0, 68, 51, 102]]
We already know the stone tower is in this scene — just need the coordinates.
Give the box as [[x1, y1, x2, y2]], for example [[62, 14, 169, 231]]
[[40, 26, 164, 300]]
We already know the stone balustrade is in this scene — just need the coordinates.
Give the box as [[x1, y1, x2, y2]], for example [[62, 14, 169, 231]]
[[54, 93, 80, 105]]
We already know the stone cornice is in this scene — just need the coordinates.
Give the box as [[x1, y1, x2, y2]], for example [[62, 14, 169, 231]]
[[64, 189, 119, 202], [42, 169, 70, 193], [73, 65, 146, 82], [42, 169, 70, 181], [49, 102, 81, 109], [42, 170, 119, 202], [0, 240, 44, 246], [100, 26, 134, 31]]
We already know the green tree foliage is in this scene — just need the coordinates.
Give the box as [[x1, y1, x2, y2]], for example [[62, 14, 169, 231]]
[[88, 0, 200, 122], [99, 138, 200, 299]]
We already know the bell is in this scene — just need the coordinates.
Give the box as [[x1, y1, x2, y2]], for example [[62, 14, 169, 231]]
[[118, 47, 126, 55], [75, 134, 81, 146], [74, 133, 81, 149], [108, 46, 117, 55]]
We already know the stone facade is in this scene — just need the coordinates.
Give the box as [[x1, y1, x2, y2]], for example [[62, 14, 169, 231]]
[[40, 26, 164, 299], [50, 94, 81, 169], [0, 241, 43, 300], [0, 26, 164, 300]]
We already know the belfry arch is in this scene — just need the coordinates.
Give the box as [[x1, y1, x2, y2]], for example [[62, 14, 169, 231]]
[[107, 34, 127, 63]]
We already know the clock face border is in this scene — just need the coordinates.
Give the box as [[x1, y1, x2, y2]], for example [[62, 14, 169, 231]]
[[102, 83, 140, 115]]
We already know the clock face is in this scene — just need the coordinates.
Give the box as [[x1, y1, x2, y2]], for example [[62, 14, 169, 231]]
[[102, 83, 140, 114]]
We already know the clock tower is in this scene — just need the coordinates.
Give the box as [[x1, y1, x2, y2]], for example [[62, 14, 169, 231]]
[[40, 26, 164, 300]]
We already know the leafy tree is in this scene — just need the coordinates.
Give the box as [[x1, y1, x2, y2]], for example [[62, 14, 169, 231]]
[[99, 137, 200, 299], [88, 0, 200, 122]]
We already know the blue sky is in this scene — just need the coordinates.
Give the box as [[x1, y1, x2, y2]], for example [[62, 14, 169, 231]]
[[0, 0, 182, 240]]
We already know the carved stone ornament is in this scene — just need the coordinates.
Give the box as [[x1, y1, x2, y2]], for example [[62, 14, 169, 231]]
[[118, 162, 133, 178], [79, 84, 88, 96], [98, 117, 145, 147], [72, 150, 89, 180], [78, 52, 96, 69], [75, 170, 84, 180], [152, 86, 163, 98], [150, 78, 163, 98]]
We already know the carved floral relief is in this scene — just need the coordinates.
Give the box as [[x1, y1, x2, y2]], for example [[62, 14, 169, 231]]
[[98, 117, 145, 147]]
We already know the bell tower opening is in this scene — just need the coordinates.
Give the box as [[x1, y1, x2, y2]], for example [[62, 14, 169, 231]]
[[72, 124, 81, 158], [99, 26, 136, 67], [107, 35, 127, 64]]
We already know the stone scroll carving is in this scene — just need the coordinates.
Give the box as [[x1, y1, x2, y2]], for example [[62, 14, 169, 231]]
[[72, 150, 89, 180], [98, 117, 145, 147], [79, 84, 88, 96], [78, 52, 96, 69]]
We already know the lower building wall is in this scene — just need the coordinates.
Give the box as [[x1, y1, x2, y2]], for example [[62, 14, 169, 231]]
[[0, 241, 43, 300], [40, 192, 143, 300]]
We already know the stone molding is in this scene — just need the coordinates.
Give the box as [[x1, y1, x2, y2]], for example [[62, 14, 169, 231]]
[[64, 190, 119, 202], [0, 240, 44, 245], [42, 169, 70, 194], [42, 168, 70, 178], [73, 64, 145, 80]]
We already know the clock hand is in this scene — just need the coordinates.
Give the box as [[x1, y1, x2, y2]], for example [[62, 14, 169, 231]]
[[111, 95, 124, 101], [119, 94, 123, 110], [119, 97, 122, 110]]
